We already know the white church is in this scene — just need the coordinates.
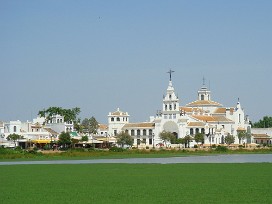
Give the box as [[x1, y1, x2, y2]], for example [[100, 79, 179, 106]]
[[106, 70, 251, 147]]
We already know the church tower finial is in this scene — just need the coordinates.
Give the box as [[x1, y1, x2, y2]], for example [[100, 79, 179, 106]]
[[167, 69, 175, 81]]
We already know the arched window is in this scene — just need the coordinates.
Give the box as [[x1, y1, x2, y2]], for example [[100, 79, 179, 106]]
[[13, 126, 17, 132], [131, 130, 135, 136], [143, 129, 146, 135], [57, 119, 60, 123], [201, 128, 205, 134], [111, 117, 114, 122], [117, 117, 120, 121], [149, 129, 152, 135], [190, 128, 194, 135], [201, 95, 204, 100], [196, 128, 199, 134], [165, 104, 167, 110], [137, 129, 140, 136], [169, 94, 172, 100], [60, 119, 63, 123], [125, 129, 129, 134]]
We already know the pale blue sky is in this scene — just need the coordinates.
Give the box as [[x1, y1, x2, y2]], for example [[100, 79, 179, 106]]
[[1, 0, 271, 123]]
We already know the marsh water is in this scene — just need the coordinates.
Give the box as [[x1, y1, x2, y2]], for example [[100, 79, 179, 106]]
[[0, 154, 272, 165]]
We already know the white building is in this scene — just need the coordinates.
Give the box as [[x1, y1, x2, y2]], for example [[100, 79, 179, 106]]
[[107, 73, 251, 147]]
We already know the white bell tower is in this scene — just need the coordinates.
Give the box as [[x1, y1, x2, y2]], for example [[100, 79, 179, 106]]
[[162, 70, 180, 115]]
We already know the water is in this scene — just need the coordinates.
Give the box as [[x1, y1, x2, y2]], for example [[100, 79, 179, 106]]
[[0, 154, 272, 165]]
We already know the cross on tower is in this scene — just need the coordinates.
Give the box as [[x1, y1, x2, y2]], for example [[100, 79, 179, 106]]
[[202, 76, 206, 86], [167, 69, 175, 81]]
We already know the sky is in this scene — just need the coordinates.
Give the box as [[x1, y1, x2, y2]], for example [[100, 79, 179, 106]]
[[1, 0, 271, 124]]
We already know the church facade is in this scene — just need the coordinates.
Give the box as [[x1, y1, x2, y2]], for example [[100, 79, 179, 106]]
[[107, 73, 251, 147]]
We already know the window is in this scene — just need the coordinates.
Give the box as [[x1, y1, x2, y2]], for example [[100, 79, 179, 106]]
[[169, 94, 172, 100], [142, 139, 146, 144], [114, 130, 117, 136], [13, 126, 17, 132], [169, 114, 172, 119], [149, 138, 152, 145], [131, 130, 135, 136], [201, 128, 205, 134], [173, 114, 176, 119], [57, 119, 59, 123], [174, 104, 176, 110], [149, 129, 152, 135], [137, 139, 141, 145], [125, 129, 129, 134], [169, 105, 172, 110], [117, 117, 120, 121], [165, 105, 167, 110], [190, 128, 193, 135], [137, 129, 140, 136], [111, 117, 114, 122], [196, 128, 199, 134], [201, 95, 204, 100], [164, 114, 167, 119], [143, 129, 146, 135]]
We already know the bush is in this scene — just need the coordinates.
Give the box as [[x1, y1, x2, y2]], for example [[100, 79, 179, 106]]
[[146, 146, 150, 149], [194, 145, 198, 148], [109, 146, 126, 152], [238, 145, 244, 148], [215, 145, 228, 152], [211, 144, 217, 148]]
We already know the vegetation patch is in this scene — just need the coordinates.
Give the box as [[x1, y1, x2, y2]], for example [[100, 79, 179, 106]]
[[0, 163, 271, 204]]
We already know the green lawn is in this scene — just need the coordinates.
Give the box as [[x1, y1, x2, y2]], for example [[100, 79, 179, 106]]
[[0, 163, 271, 204]]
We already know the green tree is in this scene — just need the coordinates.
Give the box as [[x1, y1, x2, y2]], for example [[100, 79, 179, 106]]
[[252, 116, 272, 128], [237, 131, 247, 144], [6, 133, 24, 147], [159, 131, 176, 145], [58, 132, 71, 148], [38, 107, 80, 124], [73, 118, 83, 133], [183, 135, 192, 148], [81, 117, 99, 135], [81, 135, 88, 142], [89, 116, 99, 134], [194, 133, 204, 145], [176, 138, 185, 148], [116, 131, 133, 148], [224, 134, 235, 146]]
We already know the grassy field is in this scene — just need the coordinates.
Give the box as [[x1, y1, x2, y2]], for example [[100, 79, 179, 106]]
[[0, 163, 271, 204], [1, 147, 272, 161]]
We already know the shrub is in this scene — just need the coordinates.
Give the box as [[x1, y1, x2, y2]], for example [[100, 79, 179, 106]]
[[109, 146, 125, 152], [211, 144, 217, 148], [146, 146, 150, 149], [194, 145, 198, 148], [215, 145, 228, 152]]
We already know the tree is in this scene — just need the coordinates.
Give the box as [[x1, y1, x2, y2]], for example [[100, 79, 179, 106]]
[[237, 131, 247, 144], [81, 135, 88, 142], [252, 116, 272, 128], [81, 117, 99, 135], [58, 132, 71, 148], [6, 133, 24, 147], [38, 107, 80, 124], [224, 134, 235, 146], [183, 135, 192, 148], [116, 131, 133, 148], [89, 116, 99, 134], [73, 118, 83, 133], [159, 131, 176, 145], [176, 138, 185, 148], [194, 133, 204, 145]]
